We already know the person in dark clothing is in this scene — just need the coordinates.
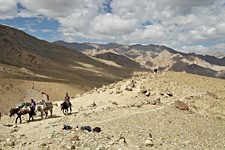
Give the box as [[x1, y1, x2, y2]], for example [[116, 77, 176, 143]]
[[30, 98, 36, 115], [64, 93, 72, 112]]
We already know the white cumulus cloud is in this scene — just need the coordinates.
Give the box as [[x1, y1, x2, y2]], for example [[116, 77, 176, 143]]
[[1, 0, 225, 55]]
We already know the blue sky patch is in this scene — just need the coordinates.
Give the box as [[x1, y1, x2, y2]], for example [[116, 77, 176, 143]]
[[141, 20, 161, 27], [99, 0, 112, 14], [0, 17, 59, 41]]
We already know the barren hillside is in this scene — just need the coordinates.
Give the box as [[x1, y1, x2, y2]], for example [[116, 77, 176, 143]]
[[1, 72, 225, 150]]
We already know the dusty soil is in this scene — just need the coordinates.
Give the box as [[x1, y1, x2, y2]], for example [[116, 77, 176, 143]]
[[0, 71, 225, 150]]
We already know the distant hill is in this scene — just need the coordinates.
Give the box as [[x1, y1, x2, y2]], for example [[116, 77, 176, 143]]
[[54, 41, 225, 79]]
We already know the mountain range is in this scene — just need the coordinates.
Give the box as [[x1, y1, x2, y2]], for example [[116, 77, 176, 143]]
[[54, 41, 225, 79]]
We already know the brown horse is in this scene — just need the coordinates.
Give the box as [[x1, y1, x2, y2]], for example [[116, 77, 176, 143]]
[[9, 107, 35, 124]]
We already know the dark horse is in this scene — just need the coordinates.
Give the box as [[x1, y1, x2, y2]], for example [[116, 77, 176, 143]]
[[61, 101, 72, 115], [9, 107, 35, 124]]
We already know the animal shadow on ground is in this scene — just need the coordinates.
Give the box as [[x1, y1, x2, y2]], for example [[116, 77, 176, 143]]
[[67, 112, 78, 116], [22, 115, 62, 124], [3, 124, 14, 127]]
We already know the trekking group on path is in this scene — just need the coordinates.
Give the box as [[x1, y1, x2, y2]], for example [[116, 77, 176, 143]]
[[9, 92, 72, 124]]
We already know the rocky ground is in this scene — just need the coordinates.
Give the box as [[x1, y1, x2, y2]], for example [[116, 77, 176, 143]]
[[0, 71, 225, 150]]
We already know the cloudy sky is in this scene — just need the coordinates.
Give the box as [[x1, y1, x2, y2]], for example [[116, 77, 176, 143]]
[[0, 0, 225, 55]]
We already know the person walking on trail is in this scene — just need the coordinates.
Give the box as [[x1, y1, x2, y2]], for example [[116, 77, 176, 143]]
[[64, 93, 72, 112], [30, 98, 36, 115]]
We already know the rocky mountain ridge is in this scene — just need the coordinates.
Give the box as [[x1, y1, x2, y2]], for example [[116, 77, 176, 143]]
[[54, 41, 225, 79]]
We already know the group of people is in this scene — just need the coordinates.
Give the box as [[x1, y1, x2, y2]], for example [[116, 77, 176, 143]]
[[16, 92, 72, 114]]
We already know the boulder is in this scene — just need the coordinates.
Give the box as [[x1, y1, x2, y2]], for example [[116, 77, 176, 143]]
[[109, 91, 113, 94], [116, 88, 123, 94], [125, 81, 135, 91], [69, 135, 80, 142], [165, 90, 173, 97], [144, 132, 154, 146], [175, 101, 189, 111], [144, 139, 154, 146], [152, 97, 161, 105], [112, 102, 118, 105], [118, 135, 127, 144], [125, 86, 133, 91], [6, 138, 15, 147], [88, 102, 97, 108], [138, 85, 147, 93], [145, 91, 150, 97]]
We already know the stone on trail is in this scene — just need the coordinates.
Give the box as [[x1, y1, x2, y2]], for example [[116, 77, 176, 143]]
[[174, 100, 189, 111], [144, 139, 154, 146], [152, 97, 161, 105], [71, 145, 76, 149], [116, 88, 123, 94], [144, 132, 154, 146], [125, 81, 136, 91], [112, 101, 118, 105], [118, 135, 127, 144], [165, 90, 173, 97], [145, 91, 150, 97], [69, 135, 80, 142], [88, 102, 97, 108]]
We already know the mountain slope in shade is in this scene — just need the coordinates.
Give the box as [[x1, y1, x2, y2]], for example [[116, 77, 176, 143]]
[[54, 41, 225, 79], [94, 52, 142, 68], [0, 24, 135, 82], [170, 61, 219, 77]]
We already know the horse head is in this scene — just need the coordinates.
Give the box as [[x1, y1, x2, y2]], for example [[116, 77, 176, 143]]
[[9, 108, 18, 117]]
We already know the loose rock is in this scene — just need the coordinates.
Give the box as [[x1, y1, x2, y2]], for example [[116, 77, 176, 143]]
[[145, 91, 150, 97], [112, 102, 118, 105], [145, 139, 154, 146], [175, 101, 189, 111]]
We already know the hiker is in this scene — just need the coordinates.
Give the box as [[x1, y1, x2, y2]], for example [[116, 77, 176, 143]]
[[64, 92, 72, 112], [30, 98, 36, 115], [41, 92, 49, 101]]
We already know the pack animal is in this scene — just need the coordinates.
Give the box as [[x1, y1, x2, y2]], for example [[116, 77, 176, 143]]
[[9, 107, 34, 124], [36, 101, 53, 119], [61, 101, 72, 115]]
